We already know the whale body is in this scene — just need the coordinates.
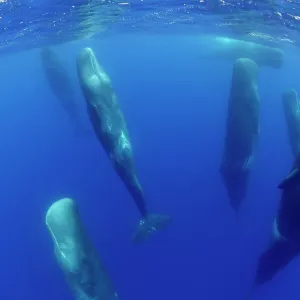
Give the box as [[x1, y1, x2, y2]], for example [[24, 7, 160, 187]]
[[40, 46, 88, 134], [220, 58, 260, 212], [282, 89, 300, 159], [254, 153, 300, 286], [198, 35, 284, 69], [76, 47, 171, 243]]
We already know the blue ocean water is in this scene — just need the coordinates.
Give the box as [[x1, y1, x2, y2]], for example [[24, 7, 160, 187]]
[[1, 4, 300, 299]]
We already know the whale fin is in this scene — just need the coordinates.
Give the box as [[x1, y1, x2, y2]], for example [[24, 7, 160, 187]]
[[132, 214, 171, 244], [278, 168, 300, 190]]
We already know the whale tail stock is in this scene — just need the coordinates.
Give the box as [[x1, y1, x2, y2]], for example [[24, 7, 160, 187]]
[[132, 213, 171, 244]]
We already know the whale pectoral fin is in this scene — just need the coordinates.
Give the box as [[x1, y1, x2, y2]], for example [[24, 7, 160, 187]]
[[278, 168, 300, 190], [132, 214, 171, 244]]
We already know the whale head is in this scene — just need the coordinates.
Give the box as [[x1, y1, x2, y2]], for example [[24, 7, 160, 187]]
[[45, 198, 83, 274], [76, 48, 112, 103]]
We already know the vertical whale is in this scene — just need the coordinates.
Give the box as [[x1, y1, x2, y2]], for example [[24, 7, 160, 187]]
[[253, 153, 300, 286], [76, 47, 171, 243], [40, 46, 88, 134], [282, 89, 300, 159], [45, 197, 120, 300], [219, 58, 260, 213], [253, 90, 300, 288]]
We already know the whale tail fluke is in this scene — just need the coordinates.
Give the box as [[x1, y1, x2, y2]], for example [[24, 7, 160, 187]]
[[132, 214, 171, 244]]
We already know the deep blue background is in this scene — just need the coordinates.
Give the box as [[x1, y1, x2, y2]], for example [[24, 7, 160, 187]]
[[1, 35, 300, 300]]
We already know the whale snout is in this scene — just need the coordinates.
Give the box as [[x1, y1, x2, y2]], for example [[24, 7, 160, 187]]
[[79, 48, 96, 69], [76, 47, 98, 81], [45, 198, 77, 236], [45, 198, 81, 273], [76, 47, 111, 94]]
